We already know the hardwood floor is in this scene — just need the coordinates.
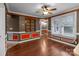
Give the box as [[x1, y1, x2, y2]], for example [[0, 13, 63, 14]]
[[6, 35, 74, 56]]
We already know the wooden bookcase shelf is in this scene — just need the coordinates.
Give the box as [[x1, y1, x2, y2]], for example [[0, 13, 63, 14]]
[[25, 17, 40, 32]]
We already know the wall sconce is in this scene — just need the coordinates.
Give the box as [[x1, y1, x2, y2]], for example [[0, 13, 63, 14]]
[[22, 24, 25, 26], [9, 27, 13, 30], [25, 20, 27, 23]]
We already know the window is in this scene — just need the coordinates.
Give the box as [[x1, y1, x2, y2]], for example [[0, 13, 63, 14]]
[[64, 26, 73, 34]]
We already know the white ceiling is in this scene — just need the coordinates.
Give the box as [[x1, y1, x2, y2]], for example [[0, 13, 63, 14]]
[[6, 3, 79, 18]]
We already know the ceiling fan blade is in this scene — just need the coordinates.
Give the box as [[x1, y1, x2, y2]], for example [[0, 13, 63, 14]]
[[36, 11, 39, 13], [48, 8, 56, 11], [36, 9, 43, 13], [48, 11, 52, 14]]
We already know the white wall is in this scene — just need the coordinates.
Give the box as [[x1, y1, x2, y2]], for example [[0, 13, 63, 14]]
[[0, 3, 5, 56]]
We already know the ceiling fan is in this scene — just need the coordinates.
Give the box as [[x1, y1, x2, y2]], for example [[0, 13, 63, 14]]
[[36, 4, 56, 15]]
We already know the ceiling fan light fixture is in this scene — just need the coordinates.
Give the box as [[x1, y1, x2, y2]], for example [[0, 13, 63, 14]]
[[36, 4, 56, 15], [43, 11, 48, 15]]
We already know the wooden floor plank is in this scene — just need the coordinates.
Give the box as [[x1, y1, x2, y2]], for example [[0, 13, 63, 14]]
[[6, 36, 74, 56]]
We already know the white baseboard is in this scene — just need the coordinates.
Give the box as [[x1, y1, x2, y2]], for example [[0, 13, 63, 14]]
[[49, 38, 76, 47]]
